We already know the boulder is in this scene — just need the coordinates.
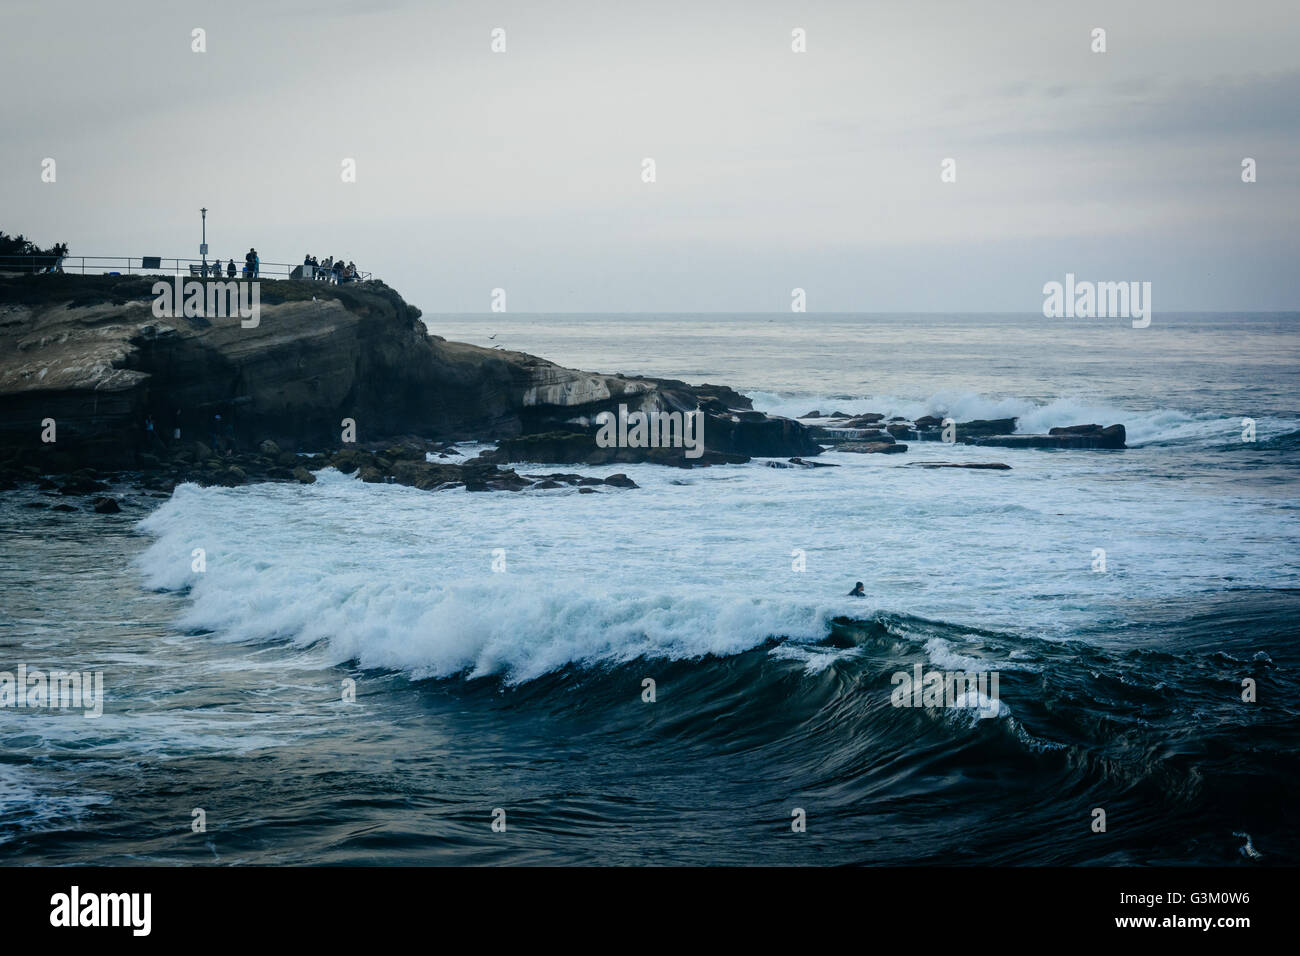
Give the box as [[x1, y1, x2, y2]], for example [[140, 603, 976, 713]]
[[91, 496, 121, 513], [603, 473, 638, 488], [332, 448, 371, 474], [291, 466, 317, 484], [388, 460, 446, 489]]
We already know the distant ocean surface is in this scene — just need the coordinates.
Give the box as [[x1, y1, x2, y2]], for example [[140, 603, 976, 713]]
[[2, 312, 1298, 865]]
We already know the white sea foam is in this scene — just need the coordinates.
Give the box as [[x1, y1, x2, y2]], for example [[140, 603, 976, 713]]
[[135, 442, 1300, 684]]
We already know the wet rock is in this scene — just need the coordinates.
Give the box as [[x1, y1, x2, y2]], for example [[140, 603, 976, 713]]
[[842, 413, 886, 427], [522, 473, 584, 485], [332, 448, 371, 474], [905, 461, 1012, 470], [91, 496, 121, 513], [259, 439, 281, 456], [58, 477, 109, 495], [481, 431, 750, 467], [51, 503, 76, 511], [291, 466, 316, 484], [379, 443, 428, 462], [806, 426, 892, 444], [970, 424, 1125, 450], [388, 460, 460, 489], [358, 466, 387, 483], [578, 486, 598, 494], [836, 442, 908, 454], [955, 418, 1018, 437], [603, 473, 638, 488], [766, 457, 840, 468]]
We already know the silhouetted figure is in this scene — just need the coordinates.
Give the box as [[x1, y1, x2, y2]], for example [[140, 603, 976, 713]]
[[848, 581, 865, 597]]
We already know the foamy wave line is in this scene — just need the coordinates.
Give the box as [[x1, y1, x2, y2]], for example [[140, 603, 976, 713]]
[[136, 503, 836, 682]]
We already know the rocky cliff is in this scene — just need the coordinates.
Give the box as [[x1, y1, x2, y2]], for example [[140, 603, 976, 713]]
[[0, 274, 819, 470]]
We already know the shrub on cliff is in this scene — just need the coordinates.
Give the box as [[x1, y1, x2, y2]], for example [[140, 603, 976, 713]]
[[0, 229, 68, 269]]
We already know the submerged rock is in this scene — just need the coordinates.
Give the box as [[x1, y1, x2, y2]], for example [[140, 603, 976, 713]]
[[57, 477, 109, 495], [905, 461, 1012, 470], [766, 457, 840, 468], [836, 442, 908, 454]]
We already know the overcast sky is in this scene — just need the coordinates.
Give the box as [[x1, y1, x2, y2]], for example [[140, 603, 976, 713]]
[[2, 0, 1297, 312]]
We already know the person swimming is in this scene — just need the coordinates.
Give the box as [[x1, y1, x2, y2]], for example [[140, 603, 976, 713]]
[[848, 581, 865, 597]]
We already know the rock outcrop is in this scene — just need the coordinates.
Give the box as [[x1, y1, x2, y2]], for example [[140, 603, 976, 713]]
[[806, 410, 1126, 452], [0, 274, 820, 472], [968, 424, 1126, 450]]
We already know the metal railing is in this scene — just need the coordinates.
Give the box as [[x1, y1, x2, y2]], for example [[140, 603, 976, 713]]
[[0, 255, 372, 283]]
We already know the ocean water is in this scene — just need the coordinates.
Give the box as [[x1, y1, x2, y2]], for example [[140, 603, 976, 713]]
[[2, 312, 1298, 865]]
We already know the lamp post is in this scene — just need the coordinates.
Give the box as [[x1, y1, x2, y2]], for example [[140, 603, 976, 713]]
[[200, 207, 208, 274]]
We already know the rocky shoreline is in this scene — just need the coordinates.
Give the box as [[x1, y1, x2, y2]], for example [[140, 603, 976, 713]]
[[1, 274, 1129, 509]]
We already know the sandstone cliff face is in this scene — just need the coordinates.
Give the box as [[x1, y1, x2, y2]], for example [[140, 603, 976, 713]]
[[0, 275, 819, 469]]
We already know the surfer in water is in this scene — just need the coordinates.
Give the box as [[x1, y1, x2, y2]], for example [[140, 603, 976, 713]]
[[848, 581, 865, 597]]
